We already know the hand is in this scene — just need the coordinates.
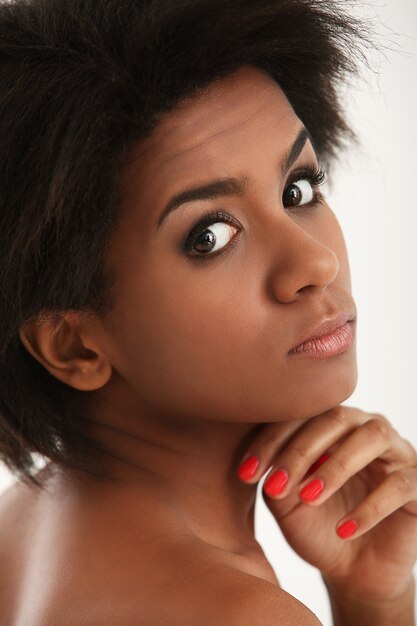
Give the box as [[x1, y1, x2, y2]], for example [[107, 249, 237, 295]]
[[236, 405, 417, 601]]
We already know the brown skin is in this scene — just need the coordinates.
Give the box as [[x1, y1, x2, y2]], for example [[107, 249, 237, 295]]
[[5, 65, 362, 623], [240, 406, 417, 624]]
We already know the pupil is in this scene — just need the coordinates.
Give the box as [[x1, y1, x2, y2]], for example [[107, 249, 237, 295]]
[[285, 184, 301, 205], [195, 230, 215, 253]]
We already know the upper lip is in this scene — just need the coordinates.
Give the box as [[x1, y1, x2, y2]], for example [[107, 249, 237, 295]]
[[289, 310, 356, 353]]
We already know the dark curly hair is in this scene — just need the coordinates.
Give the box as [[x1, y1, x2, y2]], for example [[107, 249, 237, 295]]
[[0, 0, 373, 489]]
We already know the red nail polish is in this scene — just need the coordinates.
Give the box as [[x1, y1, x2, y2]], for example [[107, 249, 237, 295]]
[[307, 453, 330, 476], [237, 455, 260, 480], [299, 478, 324, 502], [264, 469, 288, 496], [337, 519, 358, 538]]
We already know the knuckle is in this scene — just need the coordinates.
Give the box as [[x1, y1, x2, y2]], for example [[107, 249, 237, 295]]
[[393, 470, 413, 495], [372, 412, 388, 422], [291, 441, 311, 463], [329, 406, 352, 428], [366, 496, 384, 518], [367, 417, 391, 442], [329, 454, 351, 474], [330, 405, 345, 421]]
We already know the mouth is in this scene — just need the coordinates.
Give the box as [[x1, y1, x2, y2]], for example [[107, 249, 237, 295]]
[[288, 311, 356, 359]]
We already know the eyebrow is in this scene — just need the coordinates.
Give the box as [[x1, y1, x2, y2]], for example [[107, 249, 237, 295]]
[[156, 125, 311, 230]]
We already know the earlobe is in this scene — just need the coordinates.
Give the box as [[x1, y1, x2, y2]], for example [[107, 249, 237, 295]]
[[17, 314, 112, 392]]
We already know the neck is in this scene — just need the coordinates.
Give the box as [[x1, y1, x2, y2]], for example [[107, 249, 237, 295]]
[[74, 410, 267, 555]]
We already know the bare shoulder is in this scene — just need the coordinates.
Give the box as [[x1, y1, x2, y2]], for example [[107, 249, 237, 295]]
[[217, 573, 323, 625], [0, 478, 38, 625], [77, 562, 323, 626], [99, 551, 323, 626], [156, 536, 323, 625], [0, 480, 323, 625], [37, 533, 323, 626]]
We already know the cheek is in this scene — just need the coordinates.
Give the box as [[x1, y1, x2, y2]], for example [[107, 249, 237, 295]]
[[127, 278, 259, 375], [108, 264, 285, 420]]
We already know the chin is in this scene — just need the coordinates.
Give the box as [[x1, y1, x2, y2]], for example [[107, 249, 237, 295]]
[[279, 356, 358, 421], [306, 363, 357, 418]]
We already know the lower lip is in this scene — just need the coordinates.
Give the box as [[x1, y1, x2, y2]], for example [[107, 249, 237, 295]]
[[288, 321, 355, 359]]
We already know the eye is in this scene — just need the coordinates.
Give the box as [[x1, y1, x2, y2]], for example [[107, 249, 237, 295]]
[[182, 165, 326, 261], [183, 211, 241, 261], [283, 165, 326, 208], [283, 179, 314, 206]]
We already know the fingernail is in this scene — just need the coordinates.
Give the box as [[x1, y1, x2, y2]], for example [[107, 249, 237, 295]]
[[264, 469, 288, 496], [299, 478, 324, 502], [337, 519, 358, 539], [307, 453, 330, 476], [237, 455, 260, 480]]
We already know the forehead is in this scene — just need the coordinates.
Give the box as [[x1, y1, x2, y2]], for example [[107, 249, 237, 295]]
[[118, 66, 301, 226], [124, 66, 297, 171]]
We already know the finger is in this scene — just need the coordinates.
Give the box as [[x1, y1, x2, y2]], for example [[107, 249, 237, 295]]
[[334, 467, 417, 540], [237, 406, 369, 484], [236, 417, 314, 483], [296, 419, 417, 506], [305, 452, 331, 477], [258, 406, 371, 497]]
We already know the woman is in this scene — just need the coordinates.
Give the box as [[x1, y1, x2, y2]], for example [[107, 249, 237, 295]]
[[0, 0, 416, 623]]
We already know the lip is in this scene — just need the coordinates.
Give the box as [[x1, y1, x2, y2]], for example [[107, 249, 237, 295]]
[[288, 311, 356, 354]]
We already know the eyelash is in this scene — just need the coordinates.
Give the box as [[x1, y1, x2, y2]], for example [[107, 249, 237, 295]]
[[183, 164, 327, 262]]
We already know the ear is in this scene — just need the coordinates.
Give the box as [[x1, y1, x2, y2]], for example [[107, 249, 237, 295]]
[[18, 311, 112, 391]]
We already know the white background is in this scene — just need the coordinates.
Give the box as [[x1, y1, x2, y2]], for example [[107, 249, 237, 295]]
[[0, 1, 416, 624]]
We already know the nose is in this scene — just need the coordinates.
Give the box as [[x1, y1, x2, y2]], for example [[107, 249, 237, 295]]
[[269, 217, 339, 303]]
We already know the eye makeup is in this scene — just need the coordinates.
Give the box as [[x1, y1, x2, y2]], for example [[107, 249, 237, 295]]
[[182, 163, 327, 262]]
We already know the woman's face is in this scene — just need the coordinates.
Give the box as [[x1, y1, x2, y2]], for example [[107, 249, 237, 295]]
[[91, 64, 357, 426]]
